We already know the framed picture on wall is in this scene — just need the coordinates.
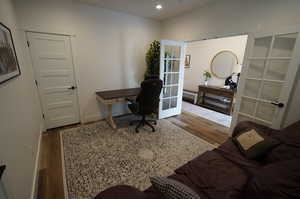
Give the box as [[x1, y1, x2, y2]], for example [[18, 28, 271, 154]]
[[185, 54, 191, 68], [0, 22, 20, 84]]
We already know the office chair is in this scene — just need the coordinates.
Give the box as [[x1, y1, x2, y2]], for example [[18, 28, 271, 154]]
[[128, 78, 163, 133]]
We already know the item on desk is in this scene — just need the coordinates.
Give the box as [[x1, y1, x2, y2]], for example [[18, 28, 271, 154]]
[[223, 85, 230, 89]]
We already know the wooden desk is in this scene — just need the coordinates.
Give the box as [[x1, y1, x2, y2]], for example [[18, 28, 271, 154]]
[[96, 88, 140, 129], [197, 85, 234, 115]]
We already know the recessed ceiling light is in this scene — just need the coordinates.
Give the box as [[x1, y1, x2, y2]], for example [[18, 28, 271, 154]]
[[156, 4, 162, 10]]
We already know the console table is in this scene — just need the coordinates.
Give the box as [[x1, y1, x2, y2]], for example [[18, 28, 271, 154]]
[[183, 89, 198, 104], [197, 85, 234, 115]]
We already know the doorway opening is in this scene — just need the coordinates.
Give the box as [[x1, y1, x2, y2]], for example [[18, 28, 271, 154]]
[[181, 35, 248, 131]]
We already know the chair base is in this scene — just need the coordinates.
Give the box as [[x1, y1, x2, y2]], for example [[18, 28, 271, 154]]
[[129, 115, 157, 133]]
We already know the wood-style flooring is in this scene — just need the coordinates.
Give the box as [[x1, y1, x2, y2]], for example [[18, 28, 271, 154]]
[[37, 112, 229, 199], [168, 111, 229, 147]]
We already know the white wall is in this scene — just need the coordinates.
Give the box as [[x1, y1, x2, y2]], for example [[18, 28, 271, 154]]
[[184, 35, 247, 91], [162, 0, 300, 41], [162, 0, 300, 128], [14, 0, 161, 123], [0, 0, 43, 198]]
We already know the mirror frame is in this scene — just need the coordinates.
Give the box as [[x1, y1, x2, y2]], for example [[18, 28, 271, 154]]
[[210, 50, 239, 79]]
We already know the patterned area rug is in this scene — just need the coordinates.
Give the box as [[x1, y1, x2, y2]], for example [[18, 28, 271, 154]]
[[61, 119, 214, 199]]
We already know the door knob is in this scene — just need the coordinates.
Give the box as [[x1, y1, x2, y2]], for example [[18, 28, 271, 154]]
[[270, 101, 284, 108], [68, 86, 77, 90]]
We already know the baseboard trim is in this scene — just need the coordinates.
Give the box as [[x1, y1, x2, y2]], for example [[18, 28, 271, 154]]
[[30, 123, 43, 199], [60, 132, 69, 199]]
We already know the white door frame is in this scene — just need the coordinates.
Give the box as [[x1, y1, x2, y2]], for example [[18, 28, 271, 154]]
[[26, 31, 81, 129], [230, 24, 300, 133], [159, 40, 186, 119]]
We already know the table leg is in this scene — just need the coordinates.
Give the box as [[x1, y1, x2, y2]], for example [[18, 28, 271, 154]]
[[106, 104, 117, 129]]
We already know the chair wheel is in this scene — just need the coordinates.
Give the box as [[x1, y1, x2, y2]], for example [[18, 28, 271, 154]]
[[152, 128, 155, 132], [135, 128, 139, 133], [153, 121, 157, 125]]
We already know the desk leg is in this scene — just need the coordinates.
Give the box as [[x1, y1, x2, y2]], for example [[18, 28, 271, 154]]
[[106, 104, 117, 129]]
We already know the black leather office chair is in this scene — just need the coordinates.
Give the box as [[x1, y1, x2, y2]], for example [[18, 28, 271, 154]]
[[128, 78, 163, 133]]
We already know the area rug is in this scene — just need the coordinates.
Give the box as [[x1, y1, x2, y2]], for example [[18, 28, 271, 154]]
[[61, 119, 214, 199]]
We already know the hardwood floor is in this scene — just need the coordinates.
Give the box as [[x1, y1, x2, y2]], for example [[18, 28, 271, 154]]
[[38, 130, 65, 199], [168, 111, 229, 147], [37, 112, 229, 198]]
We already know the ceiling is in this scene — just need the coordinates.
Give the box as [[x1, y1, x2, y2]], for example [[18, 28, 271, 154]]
[[74, 0, 216, 20]]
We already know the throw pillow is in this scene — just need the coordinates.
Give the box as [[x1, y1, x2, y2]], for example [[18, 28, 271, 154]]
[[233, 129, 280, 159], [150, 176, 201, 199]]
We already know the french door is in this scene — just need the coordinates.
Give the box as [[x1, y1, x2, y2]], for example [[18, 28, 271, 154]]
[[27, 32, 80, 129], [159, 40, 186, 119], [231, 26, 300, 130]]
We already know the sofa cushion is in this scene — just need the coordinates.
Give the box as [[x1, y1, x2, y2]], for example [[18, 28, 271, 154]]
[[175, 149, 254, 199], [150, 177, 201, 199], [244, 159, 300, 199], [264, 143, 300, 163], [233, 129, 280, 159], [94, 185, 148, 199], [263, 120, 300, 163], [279, 120, 300, 146]]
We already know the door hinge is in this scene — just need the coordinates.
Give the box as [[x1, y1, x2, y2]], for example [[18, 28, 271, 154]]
[[42, 114, 45, 119], [35, 80, 38, 87], [27, 40, 30, 47]]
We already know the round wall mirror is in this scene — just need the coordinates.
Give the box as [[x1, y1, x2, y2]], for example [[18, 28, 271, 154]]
[[210, 51, 238, 79]]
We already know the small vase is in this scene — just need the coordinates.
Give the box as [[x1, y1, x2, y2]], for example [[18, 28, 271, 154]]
[[204, 81, 208, 86]]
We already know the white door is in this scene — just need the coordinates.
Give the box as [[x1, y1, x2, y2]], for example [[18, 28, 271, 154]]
[[27, 32, 80, 129], [231, 26, 300, 130], [159, 40, 186, 119]]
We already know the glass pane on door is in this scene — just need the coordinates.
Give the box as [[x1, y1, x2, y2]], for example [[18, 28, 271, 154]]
[[162, 98, 170, 110], [172, 61, 180, 72], [243, 79, 261, 98], [252, 36, 272, 57], [165, 46, 181, 58], [171, 73, 179, 84], [166, 73, 172, 85], [260, 81, 282, 101], [265, 60, 289, 81], [171, 86, 178, 96], [240, 97, 256, 116], [247, 59, 266, 78], [255, 102, 276, 122], [163, 87, 171, 98], [171, 97, 177, 108], [271, 33, 298, 57]]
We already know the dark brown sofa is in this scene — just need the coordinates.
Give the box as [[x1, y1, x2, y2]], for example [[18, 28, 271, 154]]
[[95, 121, 300, 199]]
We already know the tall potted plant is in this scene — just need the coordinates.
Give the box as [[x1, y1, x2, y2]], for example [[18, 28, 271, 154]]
[[144, 40, 160, 79]]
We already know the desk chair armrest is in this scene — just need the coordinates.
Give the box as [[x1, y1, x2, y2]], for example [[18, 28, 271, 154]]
[[125, 98, 136, 104]]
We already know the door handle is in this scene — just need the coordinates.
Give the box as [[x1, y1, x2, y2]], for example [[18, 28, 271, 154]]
[[68, 86, 77, 90], [270, 101, 284, 108]]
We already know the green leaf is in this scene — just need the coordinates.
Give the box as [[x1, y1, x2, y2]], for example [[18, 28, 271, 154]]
[[145, 40, 160, 79]]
